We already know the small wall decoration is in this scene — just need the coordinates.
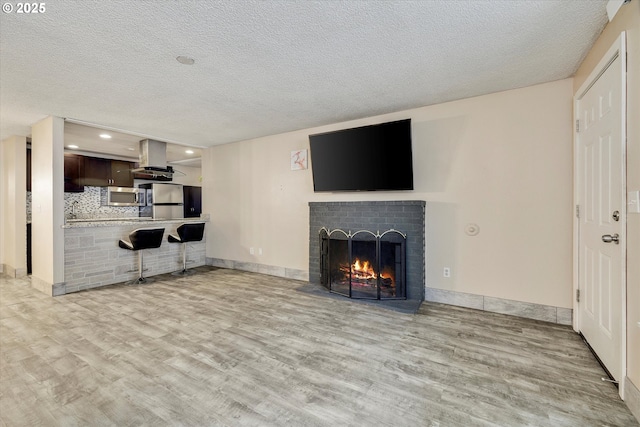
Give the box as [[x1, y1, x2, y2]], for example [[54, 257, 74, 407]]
[[291, 149, 308, 171]]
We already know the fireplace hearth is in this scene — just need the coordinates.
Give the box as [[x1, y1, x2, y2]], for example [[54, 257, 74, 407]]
[[320, 228, 406, 300]]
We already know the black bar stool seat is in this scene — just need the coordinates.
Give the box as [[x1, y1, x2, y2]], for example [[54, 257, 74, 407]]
[[118, 227, 165, 285], [168, 222, 205, 275]]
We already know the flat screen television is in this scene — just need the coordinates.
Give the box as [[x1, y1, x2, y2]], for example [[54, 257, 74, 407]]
[[309, 119, 413, 192]]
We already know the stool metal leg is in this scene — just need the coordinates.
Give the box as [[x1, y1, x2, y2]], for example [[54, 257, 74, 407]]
[[172, 242, 196, 276], [182, 242, 187, 272], [127, 250, 153, 285], [139, 251, 146, 281]]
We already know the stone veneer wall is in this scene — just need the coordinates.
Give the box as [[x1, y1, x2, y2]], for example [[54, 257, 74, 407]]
[[309, 201, 426, 301], [63, 223, 206, 294]]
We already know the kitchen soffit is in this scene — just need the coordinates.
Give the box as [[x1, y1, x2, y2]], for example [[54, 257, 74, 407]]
[[63, 122, 202, 167]]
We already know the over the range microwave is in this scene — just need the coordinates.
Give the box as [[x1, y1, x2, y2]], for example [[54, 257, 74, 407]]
[[100, 186, 145, 207]]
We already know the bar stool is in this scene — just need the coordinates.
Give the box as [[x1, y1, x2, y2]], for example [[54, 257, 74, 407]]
[[168, 222, 205, 275], [118, 227, 165, 285]]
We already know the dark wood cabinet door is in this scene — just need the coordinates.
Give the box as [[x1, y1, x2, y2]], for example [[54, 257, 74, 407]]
[[64, 153, 84, 192], [26, 148, 31, 191], [27, 223, 32, 274], [110, 160, 134, 187], [183, 186, 202, 218], [82, 156, 111, 187]]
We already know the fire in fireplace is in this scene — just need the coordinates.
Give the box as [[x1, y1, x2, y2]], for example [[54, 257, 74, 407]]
[[320, 228, 406, 300]]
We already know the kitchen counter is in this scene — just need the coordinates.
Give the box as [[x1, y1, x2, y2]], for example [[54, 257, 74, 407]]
[[63, 214, 209, 228], [60, 216, 209, 295]]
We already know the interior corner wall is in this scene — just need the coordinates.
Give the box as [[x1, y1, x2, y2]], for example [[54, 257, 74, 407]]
[[203, 78, 574, 309], [0, 139, 3, 274], [31, 116, 65, 292], [170, 164, 202, 187], [573, 0, 640, 397], [0, 135, 27, 277]]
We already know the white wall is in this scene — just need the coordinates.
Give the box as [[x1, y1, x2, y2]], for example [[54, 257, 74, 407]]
[[0, 135, 27, 276], [0, 138, 3, 274], [203, 79, 574, 309], [170, 164, 202, 187], [31, 116, 65, 292]]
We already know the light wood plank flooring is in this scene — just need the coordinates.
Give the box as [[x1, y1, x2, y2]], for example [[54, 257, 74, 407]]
[[1, 268, 637, 426]]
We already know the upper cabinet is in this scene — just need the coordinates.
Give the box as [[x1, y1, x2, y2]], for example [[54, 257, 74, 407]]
[[82, 156, 111, 187], [82, 156, 135, 187], [110, 160, 134, 187], [64, 153, 84, 192], [29, 150, 136, 192]]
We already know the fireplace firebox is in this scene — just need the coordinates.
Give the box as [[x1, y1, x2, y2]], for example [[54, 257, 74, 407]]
[[320, 227, 406, 300]]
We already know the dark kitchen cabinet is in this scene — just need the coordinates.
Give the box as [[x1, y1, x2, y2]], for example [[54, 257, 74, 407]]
[[82, 156, 111, 186], [26, 149, 31, 191], [27, 223, 32, 275], [110, 160, 134, 187], [82, 156, 135, 187], [64, 153, 84, 192], [183, 186, 202, 218]]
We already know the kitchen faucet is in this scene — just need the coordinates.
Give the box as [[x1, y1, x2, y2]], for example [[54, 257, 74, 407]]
[[71, 200, 79, 219]]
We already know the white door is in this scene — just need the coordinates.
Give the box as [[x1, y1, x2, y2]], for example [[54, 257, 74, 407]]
[[576, 38, 626, 382]]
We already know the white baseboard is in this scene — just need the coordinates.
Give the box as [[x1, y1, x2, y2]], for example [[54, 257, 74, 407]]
[[625, 377, 640, 424], [425, 287, 572, 325], [0, 264, 27, 279], [207, 258, 309, 282]]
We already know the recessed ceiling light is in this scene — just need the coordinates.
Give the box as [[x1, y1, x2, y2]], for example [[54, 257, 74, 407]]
[[185, 149, 194, 154], [99, 133, 112, 139], [68, 144, 79, 149], [127, 147, 135, 151], [176, 56, 195, 65]]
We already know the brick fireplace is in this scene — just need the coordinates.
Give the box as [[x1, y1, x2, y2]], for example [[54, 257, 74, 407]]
[[308, 201, 425, 304]]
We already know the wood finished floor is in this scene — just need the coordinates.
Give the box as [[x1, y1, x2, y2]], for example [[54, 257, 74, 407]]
[[1, 268, 637, 427]]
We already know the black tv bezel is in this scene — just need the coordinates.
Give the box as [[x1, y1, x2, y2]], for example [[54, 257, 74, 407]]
[[309, 119, 414, 193]]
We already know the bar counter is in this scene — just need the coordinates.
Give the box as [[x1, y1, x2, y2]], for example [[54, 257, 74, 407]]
[[60, 216, 209, 295]]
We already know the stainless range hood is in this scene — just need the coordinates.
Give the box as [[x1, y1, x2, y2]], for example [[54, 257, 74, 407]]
[[131, 139, 184, 180]]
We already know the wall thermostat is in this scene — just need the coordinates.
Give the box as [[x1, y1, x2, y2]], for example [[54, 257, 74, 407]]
[[465, 223, 480, 236]]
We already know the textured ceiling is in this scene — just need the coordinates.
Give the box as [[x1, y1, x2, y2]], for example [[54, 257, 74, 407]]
[[0, 0, 608, 148]]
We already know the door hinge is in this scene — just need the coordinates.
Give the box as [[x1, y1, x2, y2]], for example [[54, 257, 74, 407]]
[[576, 204, 580, 218], [576, 289, 580, 303], [576, 119, 580, 133]]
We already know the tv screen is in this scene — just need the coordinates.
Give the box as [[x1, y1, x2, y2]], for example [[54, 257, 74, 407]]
[[309, 119, 413, 192]]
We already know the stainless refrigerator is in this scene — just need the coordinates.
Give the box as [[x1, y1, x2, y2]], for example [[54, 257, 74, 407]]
[[139, 183, 184, 219]]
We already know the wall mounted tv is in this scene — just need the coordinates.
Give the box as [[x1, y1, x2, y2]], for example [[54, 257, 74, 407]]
[[309, 118, 413, 192]]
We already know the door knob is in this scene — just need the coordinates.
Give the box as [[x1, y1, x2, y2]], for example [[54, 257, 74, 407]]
[[602, 234, 619, 244]]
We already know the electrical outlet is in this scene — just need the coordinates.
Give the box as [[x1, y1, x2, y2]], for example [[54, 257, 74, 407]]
[[250, 247, 255, 255], [443, 267, 451, 278]]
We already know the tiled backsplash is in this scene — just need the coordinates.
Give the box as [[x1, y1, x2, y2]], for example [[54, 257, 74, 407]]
[[26, 187, 140, 221]]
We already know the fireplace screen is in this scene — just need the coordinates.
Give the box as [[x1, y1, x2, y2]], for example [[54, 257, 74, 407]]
[[320, 228, 406, 300]]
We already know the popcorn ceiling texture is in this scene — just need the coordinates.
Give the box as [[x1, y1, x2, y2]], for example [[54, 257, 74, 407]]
[[0, 1, 608, 145]]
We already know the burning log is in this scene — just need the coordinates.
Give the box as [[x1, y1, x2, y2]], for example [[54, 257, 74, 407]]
[[380, 277, 393, 287]]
